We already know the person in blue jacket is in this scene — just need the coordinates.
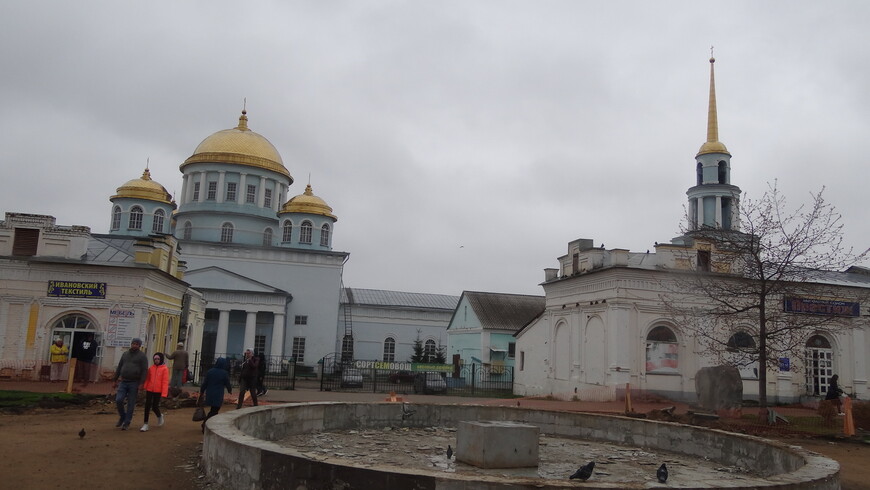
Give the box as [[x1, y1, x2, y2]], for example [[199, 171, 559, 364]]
[[199, 357, 232, 433]]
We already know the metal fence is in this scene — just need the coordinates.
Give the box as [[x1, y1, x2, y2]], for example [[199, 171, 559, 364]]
[[319, 355, 514, 397], [190, 352, 297, 391]]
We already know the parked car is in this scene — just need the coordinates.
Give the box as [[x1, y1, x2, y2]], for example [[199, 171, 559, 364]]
[[413, 372, 447, 394], [340, 368, 363, 388], [388, 370, 415, 384]]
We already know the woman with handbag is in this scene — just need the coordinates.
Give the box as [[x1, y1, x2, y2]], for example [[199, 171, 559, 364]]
[[197, 357, 232, 433]]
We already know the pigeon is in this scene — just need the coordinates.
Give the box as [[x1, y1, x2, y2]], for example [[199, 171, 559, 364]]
[[657, 463, 668, 483], [446, 445, 453, 459], [401, 402, 416, 421], [78, 428, 86, 439], [569, 461, 594, 480]]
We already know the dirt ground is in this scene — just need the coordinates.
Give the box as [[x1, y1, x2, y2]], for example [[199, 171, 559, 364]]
[[1, 393, 869, 489]]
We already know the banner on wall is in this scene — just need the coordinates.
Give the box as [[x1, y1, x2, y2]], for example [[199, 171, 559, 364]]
[[106, 309, 137, 347]]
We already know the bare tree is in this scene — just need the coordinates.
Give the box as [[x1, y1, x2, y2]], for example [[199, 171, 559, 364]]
[[662, 182, 868, 409]]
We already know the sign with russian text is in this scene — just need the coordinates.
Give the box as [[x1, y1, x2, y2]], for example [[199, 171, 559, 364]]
[[47, 280, 106, 299], [783, 297, 859, 317], [106, 309, 137, 347]]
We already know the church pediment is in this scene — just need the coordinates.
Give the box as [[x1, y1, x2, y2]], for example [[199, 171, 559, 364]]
[[184, 266, 288, 294]]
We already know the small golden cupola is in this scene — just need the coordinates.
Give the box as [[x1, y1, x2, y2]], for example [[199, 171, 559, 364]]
[[280, 184, 337, 221], [111, 168, 175, 205]]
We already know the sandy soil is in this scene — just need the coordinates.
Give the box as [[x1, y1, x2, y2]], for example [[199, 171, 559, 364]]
[[1, 399, 869, 489]]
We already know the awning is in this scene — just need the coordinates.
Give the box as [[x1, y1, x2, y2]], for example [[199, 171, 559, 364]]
[[489, 347, 507, 352]]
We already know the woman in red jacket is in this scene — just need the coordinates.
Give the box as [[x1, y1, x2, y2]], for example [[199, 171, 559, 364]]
[[140, 352, 169, 432]]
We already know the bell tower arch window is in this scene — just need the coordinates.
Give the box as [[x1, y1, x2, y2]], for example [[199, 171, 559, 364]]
[[111, 206, 121, 230], [718, 161, 728, 184], [300, 221, 312, 244], [152, 209, 165, 234], [129, 206, 143, 230], [282, 220, 293, 242], [320, 223, 331, 247]]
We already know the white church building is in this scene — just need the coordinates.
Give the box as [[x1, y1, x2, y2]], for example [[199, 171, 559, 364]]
[[514, 58, 870, 404]]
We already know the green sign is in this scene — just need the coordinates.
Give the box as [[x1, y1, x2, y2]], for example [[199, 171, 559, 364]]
[[47, 280, 106, 299], [412, 363, 452, 373]]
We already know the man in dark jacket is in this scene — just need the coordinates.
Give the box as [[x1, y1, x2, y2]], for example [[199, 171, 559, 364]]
[[73, 334, 97, 385], [236, 348, 259, 409], [113, 338, 148, 430]]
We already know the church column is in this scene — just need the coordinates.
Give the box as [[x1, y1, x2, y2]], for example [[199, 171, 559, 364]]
[[215, 309, 230, 355], [238, 174, 247, 205], [715, 196, 723, 227], [696, 198, 704, 228], [271, 181, 280, 212], [270, 312, 285, 359], [217, 171, 226, 203], [180, 175, 189, 204], [258, 176, 267, 208], [244, 310, 257, 350], [197, 172, 207, 203]]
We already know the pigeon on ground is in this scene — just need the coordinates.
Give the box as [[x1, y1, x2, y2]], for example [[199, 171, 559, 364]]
[[446, 445, 453, 459], [78, 428, 86, 439], [657, 463, 668, 483], [569, 461, 594, 480], [401, 402, 416, 421]]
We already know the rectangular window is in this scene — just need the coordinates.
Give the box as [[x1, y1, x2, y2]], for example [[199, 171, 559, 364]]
[[226, 182, 237, 201], [12, 228, 39, 256], [508, 342, 516, 359], [294, 315, 307, 325], [292, 337, 306, 363], [254, 335, 266, 357], [264, 188, 272, 208], [246, 184, 257, 204], [698, 250, 711, 272], [193, 182, 200, 201], [207, 182, 217, 200]]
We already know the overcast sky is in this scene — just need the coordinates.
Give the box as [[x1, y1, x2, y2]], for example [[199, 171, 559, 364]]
[[2, 2, 868, 296]]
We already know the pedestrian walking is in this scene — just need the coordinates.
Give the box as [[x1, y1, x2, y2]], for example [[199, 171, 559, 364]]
[[112, 338, 148, 430]]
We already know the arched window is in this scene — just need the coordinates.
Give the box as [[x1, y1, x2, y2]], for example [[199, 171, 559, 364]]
[[645, 325, 678, 374], [111, 206, 121, 230], [718, 161, 727, 184], [262, 228, 273, 246], [220, 223, 234, 243], [727, 331, 758, 378], [383, 337, 396, 362], [128, 206, 143, 230], [183, 221, 192, 240], [282, 220, 292, 242], [50, 314, 96, 364], [152, 209, 165, 234], [424, 339, 436, 362], [300, 221, 312, 244], [320, 223, 331, 247], [696, 162, 703, 185]]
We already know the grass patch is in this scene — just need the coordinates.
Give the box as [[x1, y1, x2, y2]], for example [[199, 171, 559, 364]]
[[0, 390, 101, 410]]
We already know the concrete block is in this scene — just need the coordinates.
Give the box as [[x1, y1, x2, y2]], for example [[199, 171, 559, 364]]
[[456, 420, 539, 468]]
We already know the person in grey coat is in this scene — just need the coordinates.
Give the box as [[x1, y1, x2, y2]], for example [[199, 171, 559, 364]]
[[112, 338, 148, 430]]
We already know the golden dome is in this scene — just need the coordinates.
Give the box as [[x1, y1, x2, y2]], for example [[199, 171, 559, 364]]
[[280, 184, 337, 220], [180, 110, 293, 181], [111, 168, 175, 205], [697, 140, 730, 156]]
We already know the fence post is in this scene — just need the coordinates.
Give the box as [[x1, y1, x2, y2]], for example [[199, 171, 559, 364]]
[[192, 351, 199, 382], [471, 363, 476, 395]]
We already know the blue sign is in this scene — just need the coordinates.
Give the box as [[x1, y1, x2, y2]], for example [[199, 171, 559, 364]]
[[47, 280, 106, 299], [783, 297, 859, 317], [779, 358, 790, 372]]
